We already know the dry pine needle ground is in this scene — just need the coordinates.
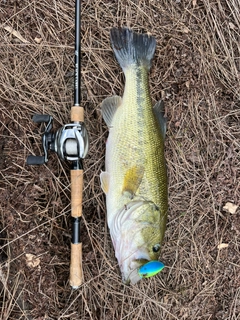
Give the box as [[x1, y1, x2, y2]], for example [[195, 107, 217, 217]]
[[0, 0, 239, 319]]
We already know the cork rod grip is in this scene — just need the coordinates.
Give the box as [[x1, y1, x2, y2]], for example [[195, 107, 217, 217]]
[[70, 169, 83, 288], [71, 106, 84, 122], [71, 169, 83, 218], [70, 243, 83, 288]]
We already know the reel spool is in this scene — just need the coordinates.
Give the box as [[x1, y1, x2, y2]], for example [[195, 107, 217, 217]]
[[27, 114, 89, 166]]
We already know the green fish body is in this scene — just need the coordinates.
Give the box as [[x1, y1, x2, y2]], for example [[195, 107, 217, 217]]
[[100, 28, 168, 284]]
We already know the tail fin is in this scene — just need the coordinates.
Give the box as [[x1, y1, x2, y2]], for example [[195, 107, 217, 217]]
[[110, 27, 156, 72]]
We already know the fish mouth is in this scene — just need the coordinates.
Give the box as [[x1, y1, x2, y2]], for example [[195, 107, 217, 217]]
[[122, 268, 141, 285], [121, 258, 151, 285], [135, 258, 149, 265], [123, 259, 165, 284]]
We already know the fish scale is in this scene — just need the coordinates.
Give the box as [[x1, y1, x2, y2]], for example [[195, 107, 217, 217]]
[[100, 27, 168, 284], [113, 66, 167, 211]]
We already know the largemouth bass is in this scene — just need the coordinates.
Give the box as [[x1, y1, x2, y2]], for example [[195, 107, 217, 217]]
[[100, 27, 168, 284]]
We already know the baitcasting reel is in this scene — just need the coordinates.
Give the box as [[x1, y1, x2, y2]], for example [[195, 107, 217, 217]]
[[27, 114, 89, 166]]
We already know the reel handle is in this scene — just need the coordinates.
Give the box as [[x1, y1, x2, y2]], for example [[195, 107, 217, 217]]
[[26, 155, 45, 165]]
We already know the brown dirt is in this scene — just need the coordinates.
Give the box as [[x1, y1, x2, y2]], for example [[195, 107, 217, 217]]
[[0, 0, 239, 319]]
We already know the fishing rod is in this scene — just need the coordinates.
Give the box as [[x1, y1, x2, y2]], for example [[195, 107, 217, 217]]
[[27, 0, 89, 289]]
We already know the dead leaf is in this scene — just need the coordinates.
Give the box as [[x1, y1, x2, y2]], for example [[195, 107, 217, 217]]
[[33, 184, 45, 192], [34, 37, 43, 44], [185, 80, 190, 89], [183, 27, 190, 34], [223, 202, 238, 214], [217, 243, 229, 250], [175, 121, 181, 127], [229, 22, 236, 30], [3, 25, 29, 43], [25, 254, 41, 268]]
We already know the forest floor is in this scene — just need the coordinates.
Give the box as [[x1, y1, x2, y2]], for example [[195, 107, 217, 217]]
[[0, 0, 239, 319]]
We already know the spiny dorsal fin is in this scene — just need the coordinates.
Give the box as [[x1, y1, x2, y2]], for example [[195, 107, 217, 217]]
[[100, 171, 110, 194], [153, 100, 167, 139], [101, 95, 122, 127]]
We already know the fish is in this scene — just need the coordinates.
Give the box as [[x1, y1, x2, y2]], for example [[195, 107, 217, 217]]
[[100, 27, 168, 284]]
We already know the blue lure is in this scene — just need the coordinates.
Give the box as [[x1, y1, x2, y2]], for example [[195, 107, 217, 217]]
[[138, 261, 165, 279]]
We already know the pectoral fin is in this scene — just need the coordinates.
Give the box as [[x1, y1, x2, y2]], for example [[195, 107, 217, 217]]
[[101, 95, 122, 127], [153, 100, 167, 139], [100, 171, 110, 194], [122, 166, 144, 196]]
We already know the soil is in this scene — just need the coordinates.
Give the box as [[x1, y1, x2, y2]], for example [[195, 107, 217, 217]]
[[0, 0, 239, 319]]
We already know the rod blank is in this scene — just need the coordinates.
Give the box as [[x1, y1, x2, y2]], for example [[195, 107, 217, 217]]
[[74, 0, 81, 106]]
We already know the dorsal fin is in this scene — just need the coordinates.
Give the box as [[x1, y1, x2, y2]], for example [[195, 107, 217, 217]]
[[101, 95, 122, 127], [153, 100, 167, 139]]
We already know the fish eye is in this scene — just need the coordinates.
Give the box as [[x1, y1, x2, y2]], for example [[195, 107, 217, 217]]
[[152, 244, 160, 252]]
